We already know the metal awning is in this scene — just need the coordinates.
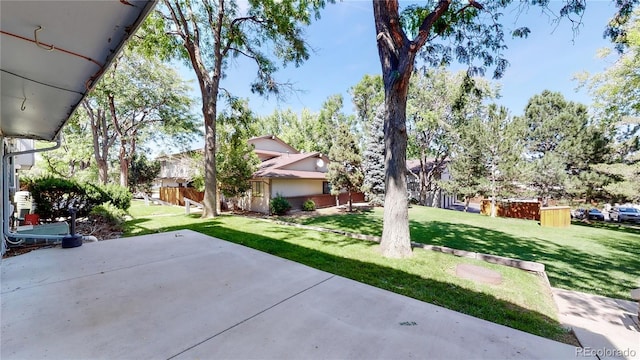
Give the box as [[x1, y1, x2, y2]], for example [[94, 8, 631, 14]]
[[0, 0, 157, 141]]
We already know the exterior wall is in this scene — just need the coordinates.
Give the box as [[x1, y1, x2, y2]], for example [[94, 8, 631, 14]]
[[14, 139, 34, 170], [158, 159, 195, 180], [157, 178, 188, 188], [271, 179, 324, 198], [238, 179, 271, 214], [280, 156, 328, 172], [250, 137, 297, 154], [285, 192, 366, 210]]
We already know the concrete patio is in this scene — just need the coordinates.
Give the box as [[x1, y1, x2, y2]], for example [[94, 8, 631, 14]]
[[2, 230, 587, 359]]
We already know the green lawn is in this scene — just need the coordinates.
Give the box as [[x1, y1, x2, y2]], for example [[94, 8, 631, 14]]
[[124, 200, 570, 343], [288, 206, 640, 300]]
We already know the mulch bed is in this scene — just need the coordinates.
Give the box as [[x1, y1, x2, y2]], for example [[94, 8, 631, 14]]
[[2, 218, 122, 258]]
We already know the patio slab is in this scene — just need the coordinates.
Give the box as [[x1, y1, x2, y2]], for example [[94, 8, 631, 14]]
[[2, 230, 586, 359]]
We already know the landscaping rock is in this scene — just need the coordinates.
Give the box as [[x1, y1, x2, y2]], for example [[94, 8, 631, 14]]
[[455, 263, 503, 285]]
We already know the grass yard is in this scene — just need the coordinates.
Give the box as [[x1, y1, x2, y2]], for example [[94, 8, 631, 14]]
[[289, 205, 640, 300], [124, 200, 571, 343]]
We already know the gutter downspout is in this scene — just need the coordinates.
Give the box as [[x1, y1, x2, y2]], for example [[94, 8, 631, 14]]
[[2, 137, 69, 247]]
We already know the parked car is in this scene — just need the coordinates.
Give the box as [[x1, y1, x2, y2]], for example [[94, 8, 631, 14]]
[[610, 207, 640, 223], [571, 208, 586, 219], [587, 208, 604, 221]]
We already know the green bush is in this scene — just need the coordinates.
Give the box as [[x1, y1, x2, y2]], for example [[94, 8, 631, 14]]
[[90, 202, 127, 227], [27, 176, 93, 220], [302, 199, 316, 212], [270, 194, 291, 215], [100, 184, 132, 210], [26, 176, 132, 221]]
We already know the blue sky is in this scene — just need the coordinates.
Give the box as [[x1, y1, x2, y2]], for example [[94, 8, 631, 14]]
[[179, 1, 619, 125]]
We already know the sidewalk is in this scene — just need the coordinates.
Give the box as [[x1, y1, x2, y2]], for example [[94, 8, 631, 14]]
[[553, 288, 640, 360]]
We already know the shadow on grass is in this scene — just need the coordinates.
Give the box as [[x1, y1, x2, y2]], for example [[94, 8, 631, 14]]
[[409, 221, 639, 299], [571, 220, 640, 235], [296, 213, 638, 300], [301, 213, 383, 237], [124, 216, 570, 343]]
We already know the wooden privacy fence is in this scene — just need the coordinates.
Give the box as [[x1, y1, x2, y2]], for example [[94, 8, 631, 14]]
[[480, 200, 541, 221], [539, 206, 571, 228], [285, 192, 366, 210], [160, 187, 204, 206]]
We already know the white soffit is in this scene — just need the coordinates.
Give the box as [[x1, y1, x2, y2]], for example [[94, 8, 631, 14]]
[[0, 0, 157, 141]]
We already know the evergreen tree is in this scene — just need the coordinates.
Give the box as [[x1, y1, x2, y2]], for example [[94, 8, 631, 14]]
[[362, 105, 386, 206], [328, 124, 364, 212], [484, 105, 526, 217], [441, 116, 487, 211], [521, 90, 610, 202], [128, 153, 160, 194]]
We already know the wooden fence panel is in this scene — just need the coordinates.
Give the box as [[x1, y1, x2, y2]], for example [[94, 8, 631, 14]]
[[540, 206, 571, 228], [160, 187, 204, 206], [480, 200, 541, 220]]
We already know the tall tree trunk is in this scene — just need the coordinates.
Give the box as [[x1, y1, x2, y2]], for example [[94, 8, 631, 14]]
[[97, 159, 108, 184], [373, 0, 452, 258], [419, 155, 428, 205], [201, 91, 218, 218], [119, 139, 129, 187], [348, 191, 353, 212], [380, 88, 412, 258]]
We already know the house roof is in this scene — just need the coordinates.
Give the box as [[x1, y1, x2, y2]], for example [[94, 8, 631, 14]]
[[248, 135, 299, 154], [1, 1, 156, 140], [156, 148, 203, 161], [154, 136, 328, 181], [254, 152, 328, 180], [254, 169, 327, 180]]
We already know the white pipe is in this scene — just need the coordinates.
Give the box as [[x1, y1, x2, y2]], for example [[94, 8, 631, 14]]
[[82, 236, 98, 242], [2, 137, 65, 244]]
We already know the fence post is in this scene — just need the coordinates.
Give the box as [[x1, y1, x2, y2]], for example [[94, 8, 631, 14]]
[[185, 197, 190, 215]]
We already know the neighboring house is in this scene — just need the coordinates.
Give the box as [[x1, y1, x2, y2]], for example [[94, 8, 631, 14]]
[[406, 159, 456, 209], [155, 135, 363, 213], [154, 149, 203, 188], [240, 135, 335, 213]]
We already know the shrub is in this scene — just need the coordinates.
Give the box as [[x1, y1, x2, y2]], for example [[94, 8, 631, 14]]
[[270, 194, 291, 215], [100, 184, 132, 210], [89, 202, 127, 227], [302, 199, 316, 212], [27, 176, 93, 220], [26, 176, 131, 221]]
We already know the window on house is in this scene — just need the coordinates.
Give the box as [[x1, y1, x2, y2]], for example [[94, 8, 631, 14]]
[[251, 181, 263, 197], [323, 181, 331, 194]]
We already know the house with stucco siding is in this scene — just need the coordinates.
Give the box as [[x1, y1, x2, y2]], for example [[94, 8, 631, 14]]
[[239, 135, 340, 213]]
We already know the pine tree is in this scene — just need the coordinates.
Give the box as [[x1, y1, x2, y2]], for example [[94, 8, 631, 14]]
[[328, 124, 364, 212], [484, 105, 526, 217], [362, 105, 386, 206], [441, 117, 487, 211]]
